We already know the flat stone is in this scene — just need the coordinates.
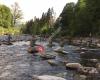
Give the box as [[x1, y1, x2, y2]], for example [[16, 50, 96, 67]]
[[32, 75, 66, 80]]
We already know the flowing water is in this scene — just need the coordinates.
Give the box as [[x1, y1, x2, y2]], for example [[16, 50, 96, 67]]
[[0, 40, 100, 80]]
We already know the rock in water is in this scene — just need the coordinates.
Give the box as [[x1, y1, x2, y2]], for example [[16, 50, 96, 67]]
[[66, 63, 83, 70], [55, 50, 68, 54], [2, 42, 13, 45], [40, 54, 55, 60], [47, 60, 59, 66], [32, 75, 66, 80], [27, 47, 38, 53], [47, 59, 68, 66], [78, 67, 99, 75]]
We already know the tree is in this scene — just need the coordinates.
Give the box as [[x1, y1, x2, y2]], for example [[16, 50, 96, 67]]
[[73, 0, 100, 36], [71, 0, 92, 36], [11, 2, 23, 27], [57, 0, 100, 37], [22, 8, 55, 35], [56, 2, 75, 36], [23, 19, 33, 34], [85, 0, 100, 35], [0, 4, 12, 28]]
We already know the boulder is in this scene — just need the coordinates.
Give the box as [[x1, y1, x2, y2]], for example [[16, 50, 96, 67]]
[[32, 75, 66, 80], [66, 63, 83, 70]]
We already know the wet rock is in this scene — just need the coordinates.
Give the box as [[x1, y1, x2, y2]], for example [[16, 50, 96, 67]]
[[2, 42, 13, 45], [97, 43, 100, 47], [78, 67, 99, 75], [75, 47, 87, 53], [79, 75, 87, 80], [96, 63, 100, 71], [75, 74, 87, 80], [32, 75, 66, 80], [47, 60, 59, 66], [55, 49, 69, 54], [27, 47, 38, 53], [40, 54, 56, 60], [80, 58, 99, 67], [66, 63, 83, 70], [47, 59, 68, 66], [89, 59, 98, 63], [60, 60, 68, 64], [80, 51, 85, 54]]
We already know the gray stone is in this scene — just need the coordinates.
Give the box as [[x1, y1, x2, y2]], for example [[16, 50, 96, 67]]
[[66, 63, 83, 70], [32, 75, 66, 80]]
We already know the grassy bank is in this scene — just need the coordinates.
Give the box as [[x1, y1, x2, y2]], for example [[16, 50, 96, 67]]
[[0, 27, 21, 35]]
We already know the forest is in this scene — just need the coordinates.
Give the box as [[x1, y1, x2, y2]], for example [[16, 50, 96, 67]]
[[0, 0, 100, 37]]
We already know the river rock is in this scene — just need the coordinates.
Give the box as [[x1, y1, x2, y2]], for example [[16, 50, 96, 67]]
[[27, 47, 38, 53], [2, 42, 13, 45], [78, 67, 99, 75], [40, 54, 55, 60], [79, 75, 87, 80], [32, 75, 66, 80], [47, 60, 59, 66], [66, 63, 83, 70], [75, 47, 87, 53], [55, 50, 69, 54], [97, 43, 100, 47], [96, 63, 100, 71], [89, 59, 98, 63]]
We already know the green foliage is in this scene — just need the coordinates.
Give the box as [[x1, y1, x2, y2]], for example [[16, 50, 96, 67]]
[[21, 0, 100, 37], [55, 0, 100, 37], [0, 27, 21, 35], [0, 4, 12, 28], [22, 8, 55, 35], [55, 2, 75, 36]]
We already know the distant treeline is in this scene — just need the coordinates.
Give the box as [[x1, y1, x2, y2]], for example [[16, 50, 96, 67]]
[[22, 8, 55, 36], [58, 0, 100, 37], [22, 0, 100, 37], [1, 0, 100, 37]]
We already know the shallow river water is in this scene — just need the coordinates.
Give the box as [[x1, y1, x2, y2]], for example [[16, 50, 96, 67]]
[[0, 40, 100, 80]]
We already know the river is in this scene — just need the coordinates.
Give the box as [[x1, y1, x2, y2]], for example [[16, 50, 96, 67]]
[[0, 39, 100, 80]]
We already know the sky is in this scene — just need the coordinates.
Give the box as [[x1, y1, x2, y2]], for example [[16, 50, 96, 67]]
[[0, 0, 78, 22]]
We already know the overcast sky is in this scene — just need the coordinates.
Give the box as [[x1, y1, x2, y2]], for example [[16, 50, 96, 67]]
[[0, 0, 78, 21]]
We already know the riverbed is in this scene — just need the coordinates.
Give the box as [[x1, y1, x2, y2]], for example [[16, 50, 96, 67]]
[[0, 40, 100, 80]]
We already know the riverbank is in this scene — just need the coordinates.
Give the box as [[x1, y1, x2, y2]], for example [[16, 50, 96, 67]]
[[54, 37, 100, 48], [0, 35, 100, 48]]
